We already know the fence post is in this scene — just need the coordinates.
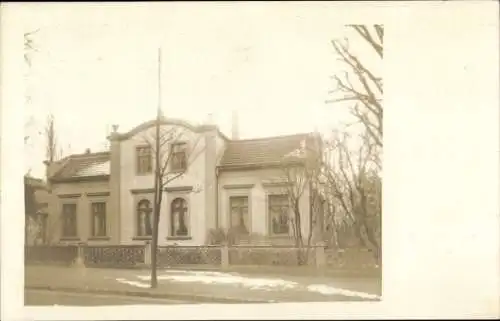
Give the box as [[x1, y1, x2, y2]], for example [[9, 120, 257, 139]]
[[73, 242, 86, 268], [144, 241, 152, 266], [315, 242, 326, 271], [221, 244, 229, 270]]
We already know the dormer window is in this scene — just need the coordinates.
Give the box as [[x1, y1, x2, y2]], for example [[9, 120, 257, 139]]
[[171, 142, 187, 172]]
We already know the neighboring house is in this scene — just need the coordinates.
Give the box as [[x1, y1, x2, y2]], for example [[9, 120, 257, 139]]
[[25, 176, 50, 245], [44, 116, 323, 246]]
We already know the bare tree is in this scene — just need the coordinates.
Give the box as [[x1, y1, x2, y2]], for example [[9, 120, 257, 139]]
[[274, 135, 324, 264], [328, 25, 383, 154], [322, 130, 381, 263], [24, 29, 39, 67], [24, 29, 40, 144], [144, 121, 205, 288], [45, 113, 62, 162]]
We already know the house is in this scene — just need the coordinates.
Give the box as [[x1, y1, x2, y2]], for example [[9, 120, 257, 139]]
[[43, 116, 323, 246]]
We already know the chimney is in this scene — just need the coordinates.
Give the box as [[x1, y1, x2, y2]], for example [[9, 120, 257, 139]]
[[231, 110, 240, 140], [206, 113, 214, 125]]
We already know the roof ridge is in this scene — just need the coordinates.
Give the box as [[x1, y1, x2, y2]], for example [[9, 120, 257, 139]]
[[66, 151, 110, 159], [229, 132, 312, 143]]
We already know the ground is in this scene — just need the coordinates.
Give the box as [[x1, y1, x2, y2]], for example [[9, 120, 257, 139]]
[[25, 265, 381, 305], [26, 289, 193, 306]]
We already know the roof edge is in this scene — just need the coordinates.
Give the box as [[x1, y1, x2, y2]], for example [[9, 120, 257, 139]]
[[50, 175, 110, 184], [227, 132, 313, 144], [49, 151, 110, 180], [108, 118, 230, 142], [217, 160, 305, 172]]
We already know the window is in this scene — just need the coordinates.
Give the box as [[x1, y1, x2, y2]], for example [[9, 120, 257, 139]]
[[137, 199, 153, 237], [230, 196, 249, 234], [268, 194, 289, 235], [136, 146, 152, 174], [170, 198, 188, 236], [91, 202, 106, 237], [171, 143, 187, 172], [62, 203, 77, 237]]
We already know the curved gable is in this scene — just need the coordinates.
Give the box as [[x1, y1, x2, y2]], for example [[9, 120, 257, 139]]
[[111, 117, 230, 141]]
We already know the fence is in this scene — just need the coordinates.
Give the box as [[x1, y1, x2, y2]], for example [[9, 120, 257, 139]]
[[228, 245, 317, 266], [157, 245, 222, 267], [25, 245, 78, 265], [84, 245, 145, 267], [25, 243, 377, 270], [325, 248, 379, 269]]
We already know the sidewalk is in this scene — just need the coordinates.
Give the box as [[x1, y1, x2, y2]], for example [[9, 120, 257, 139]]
[[25, 265, 381, 303]]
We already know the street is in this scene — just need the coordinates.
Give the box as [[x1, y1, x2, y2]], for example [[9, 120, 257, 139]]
[[25, 289, 193, 306]]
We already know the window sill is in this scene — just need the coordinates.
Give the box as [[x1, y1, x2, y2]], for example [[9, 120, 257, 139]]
[[166, 236, 192, 241], [88, 236, 110, 241], [168, 169, 186, 175], [59, 237, 81, 241], [133, 236, 152, 241], [268, 234, 291, 239]]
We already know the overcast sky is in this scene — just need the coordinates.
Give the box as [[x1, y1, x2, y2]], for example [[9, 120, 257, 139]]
[[23, 3, 376, 178]]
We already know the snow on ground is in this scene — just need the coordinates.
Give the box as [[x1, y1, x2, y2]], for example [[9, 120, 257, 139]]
[[307, 284, 380, 300], [136, 270, 298, 291], [115, 278, 150, 288], [113, 270, 380, 300]]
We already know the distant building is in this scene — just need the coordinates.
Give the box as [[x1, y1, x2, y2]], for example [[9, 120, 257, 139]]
[[43, 117, 324, 246], [24, 176, 50, 245]]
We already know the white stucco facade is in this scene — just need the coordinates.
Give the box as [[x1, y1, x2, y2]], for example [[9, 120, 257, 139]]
[[46, 118, 319, 246], [218, 168, 312, 244], [117, 123, 210, 245]]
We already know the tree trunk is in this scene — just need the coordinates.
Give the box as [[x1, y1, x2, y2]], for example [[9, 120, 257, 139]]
[[150, 203, 160, 288], [292, 202, 306, 265], [25, 215, 29, 245], [364, 223, 380, 264]]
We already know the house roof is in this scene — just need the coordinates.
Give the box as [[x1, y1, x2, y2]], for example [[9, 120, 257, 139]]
[[50, 151, 110, 182], [50, 131, 316, 181], [219, 133, 313, 169], [24, 176, 47, 190]]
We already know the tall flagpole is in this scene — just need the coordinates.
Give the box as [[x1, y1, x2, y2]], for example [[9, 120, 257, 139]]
[[156, 47, 161, 182], [151, 47, 162, 288], [155, 47, 162, 201]]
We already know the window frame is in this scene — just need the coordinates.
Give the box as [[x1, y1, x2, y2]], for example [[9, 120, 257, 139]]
[[169, 197, 190, 238], [169, 142, 188, 173], [90, 201, 107, 238], [267, 193, 291, 237], [61, 202, 78, 238], [136, 199, 153, 237], [229, 195, 250, 235], [136, 145, 153, 175]]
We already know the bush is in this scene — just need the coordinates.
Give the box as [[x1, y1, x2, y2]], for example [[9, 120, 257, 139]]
[[206, 228, 227, 245]]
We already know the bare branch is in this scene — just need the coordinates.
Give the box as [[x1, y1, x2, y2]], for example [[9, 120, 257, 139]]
[[321, 130, 381, 260], [349, 24, 383, 58], [329, 25, 383, 151]]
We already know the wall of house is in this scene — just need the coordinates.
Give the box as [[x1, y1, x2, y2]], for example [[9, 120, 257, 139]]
[[215, 135, 226, 161], [48, 180, 112, 245], [118, 124, 209, 245], [217, 168, 313, 245]]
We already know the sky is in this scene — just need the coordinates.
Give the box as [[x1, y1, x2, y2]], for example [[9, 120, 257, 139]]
[[23, 3, 376, 178]]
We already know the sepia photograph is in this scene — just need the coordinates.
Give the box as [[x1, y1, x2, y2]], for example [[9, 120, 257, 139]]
[[1, 1, 498, 320], [21, 6, 382, 307]]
